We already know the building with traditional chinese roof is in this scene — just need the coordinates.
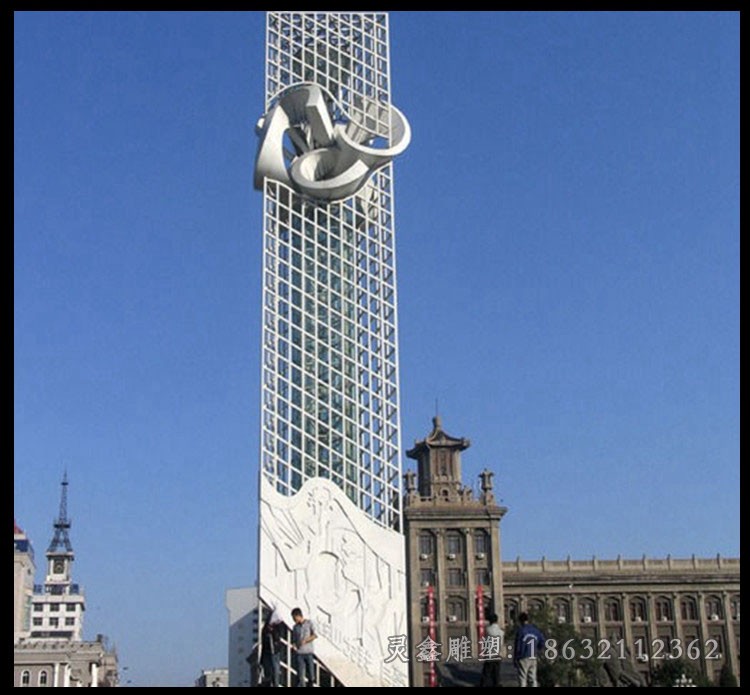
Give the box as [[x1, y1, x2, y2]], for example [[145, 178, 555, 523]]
[[402, 418, 740, 687], [403, 417, 508, 686]]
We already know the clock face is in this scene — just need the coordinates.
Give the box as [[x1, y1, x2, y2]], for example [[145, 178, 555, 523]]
[[53, 559, 65, 574]]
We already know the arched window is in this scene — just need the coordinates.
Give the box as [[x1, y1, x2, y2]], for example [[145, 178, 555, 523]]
[[474, 531, 489, 555], [605, 597, 622, 622], [655, 596, 673, 622], [705, 596, 723, 621], [527, 598, 545, 617], [505, 599, 519, 626], [579, 598, 596, 623], [447, 598, 466, 622], [680, 596, 698, 621], [420, 596, 439, 621], [419, 532, 434, 556], [21, 671, 30, 687], [39, 670, 48, 687], [446, 532, 462, 556], [554, 599, 570, 624], [630, 597, 647, 622], [730, 595, 740, 621]]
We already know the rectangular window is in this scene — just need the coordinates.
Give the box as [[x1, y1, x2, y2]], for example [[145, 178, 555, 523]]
[[446, 534, 462, 556], [66, 604, 76, 612], [630, 600, 646, 621], [447, 568, 464, 586], [50, 603, 60, 612], [33, 618, 42, 626], [474, 532, 489, 554], [656, 599, 672, 622], [65, 617, 75, 626], [420, 569, 434, 587], [419, 533, 434, 556], [447, 600, 466, 621], [476, 569, 491, 586], [49, 618, 59, 627]]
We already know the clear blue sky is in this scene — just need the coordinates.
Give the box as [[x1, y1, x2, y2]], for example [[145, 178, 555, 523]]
[[14, 11, 739, 687]]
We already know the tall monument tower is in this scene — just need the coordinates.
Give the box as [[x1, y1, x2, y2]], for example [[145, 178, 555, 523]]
[[253, 12, 410, 687]]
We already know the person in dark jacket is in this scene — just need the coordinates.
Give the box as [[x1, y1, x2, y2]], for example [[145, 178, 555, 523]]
[[479, 612, 504, 686], [513, 612, 545, 687], [260, 611, 283, 687]]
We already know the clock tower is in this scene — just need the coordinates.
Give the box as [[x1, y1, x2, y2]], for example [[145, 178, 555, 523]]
[[46, 472, 74, 583], [29, 473, 86, 640]]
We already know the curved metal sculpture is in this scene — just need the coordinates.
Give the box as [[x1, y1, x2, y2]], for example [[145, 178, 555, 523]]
[[254, 83, 410, 202]]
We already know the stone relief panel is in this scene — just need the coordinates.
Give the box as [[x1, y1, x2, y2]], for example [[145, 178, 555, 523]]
[[259, 475, 408, 686]]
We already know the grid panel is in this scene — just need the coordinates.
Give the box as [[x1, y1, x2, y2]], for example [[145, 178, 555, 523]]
[[260, 13, 403, 531], [266, 12, 392, 138]]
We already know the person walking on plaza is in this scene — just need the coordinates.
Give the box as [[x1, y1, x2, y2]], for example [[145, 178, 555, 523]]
[[291, 607, 317, 687], [513, 612, 545, 687], [479, 611, 504, 686]]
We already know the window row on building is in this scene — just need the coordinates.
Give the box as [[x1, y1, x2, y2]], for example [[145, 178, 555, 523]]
[[19, 669, 49, 687], [504, 594, 740, 625], [32, 617, 77, 627], [32, 602, 78, 612], [418, 530, 490, 557], [419, 568, 492, 588]]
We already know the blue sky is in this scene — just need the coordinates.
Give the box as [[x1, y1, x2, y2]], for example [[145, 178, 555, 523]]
[[14, 11, 739, 687]]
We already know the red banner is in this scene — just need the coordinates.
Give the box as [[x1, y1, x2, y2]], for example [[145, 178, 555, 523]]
[[476, 585, 485, 643], [428, 585, 436, 687]]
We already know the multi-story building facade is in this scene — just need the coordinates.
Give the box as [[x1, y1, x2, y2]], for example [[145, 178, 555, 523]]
[[404, 417, 508, 687], [194, 667, 229, 687], [401, 421, 739, 686], [14, 635, 119, 688], [14, 520, 36, 642], [503, 555, 740, 685], [253, 11, 411, 687], [14, 475, 118, 687], [225, 586, 260, 687]]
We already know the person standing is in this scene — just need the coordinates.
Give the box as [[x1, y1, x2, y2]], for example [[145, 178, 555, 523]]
[[260, 611, 283, 686], [513, 612, 545, 687], [479, 612, 504, 686], [291, 607, 317, 687]]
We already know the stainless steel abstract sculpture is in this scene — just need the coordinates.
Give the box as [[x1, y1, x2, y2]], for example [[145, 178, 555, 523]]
[[254, 83, 410, 201]]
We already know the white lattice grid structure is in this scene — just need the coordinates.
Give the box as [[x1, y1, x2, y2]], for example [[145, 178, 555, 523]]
[[259, 12, 404, 532], [265, 12, 392, 137]]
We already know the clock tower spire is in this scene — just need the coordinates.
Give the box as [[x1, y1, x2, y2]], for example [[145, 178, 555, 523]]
[[48, 470, 73, 553], [46, 471, 74, 584], [30, 473, 85, 640]]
